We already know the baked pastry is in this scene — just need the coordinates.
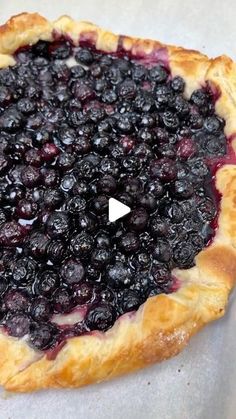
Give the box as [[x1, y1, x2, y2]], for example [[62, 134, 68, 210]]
[[0, 12, 235, 393]]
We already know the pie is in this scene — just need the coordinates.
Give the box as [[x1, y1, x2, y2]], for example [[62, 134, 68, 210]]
[[0, 13, 235, 393]]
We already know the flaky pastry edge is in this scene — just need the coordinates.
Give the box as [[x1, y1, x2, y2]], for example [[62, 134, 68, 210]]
[[0, 13, 236, 392]]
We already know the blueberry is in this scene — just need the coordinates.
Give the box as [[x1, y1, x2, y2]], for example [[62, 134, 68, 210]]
[[86, 303, 116, 331], [198, 198, 216, 221], [99, 55, 113, 67], [92, 134, 112, 154], [73, 82, 94, 102], [86, 265, 101, 282], [149, 65, 168, 83], [29, 322, 56, 350], [150, 158, 177, 182], [60, 258, 85, 284], [161, 200, 184, 223], [73, 282, 94, 305], [133, 143, 153, 160], [27, 232, 50, 259], [120, 289, 142, 312], [41, 142, 59, 161], [190, 158, 209, 178], [153, 240, 171, 262], [21, 166, 41, 187], [173, 242, 195, 268], [76, 212, 96, 232], [92, 195, 108, 214], [0, 108, 23, 132], [91, 248, 112, 268], [11, 257, 36, 286], [116, 116, 134, 133], [137, 194, 157, 212], [100, 158, 119, 177], [58, 127, 77, 146], [117, 80, 137, 99], [107, 262, 133, 288], [6, 184, 25, 204], [171, 180, 194, 199], [140, 231, 153, 248], [205, 134, 226, 156], [53, 288, 73, 313], [16, 198, 38, 219], [72, 180, 88, 196], [4, 290, 29, 312], [126, 208, 148, 231], [138, 127, 155, 143], [177, 138, 197, 160], [31, 297, 51, 321], [106, 65, 123, 85], [35, 270, 60, 296], [120, 232, 140, 253], [97, 175, 117, 194], [101, 89, 117, 104], [189, 113, 204, 129], [204, 116, 221, 133], [66, 196, 86, 214], [0, 277, 8, 295], [131, 253, 151, 270], [44, 188, 64, 209], [0, 154, 10, 175], [68, 110, 86, 127], [145, 180, 164, 198], [132, 65, 147, 81], [24, 149, 42, 167], [60, 174, 75, 192], [190, 89, 209, 108], [76, 159, 95, 179], [155, 85, 173, 109], [70, 232, 94, 258], [115, 58, 131, 74], [0, 221, 28, 246], [17, 98, 36, 115], [174, 95, 190, 118], [57, 152, 76, 171], [75, 48, 94, 65], [47, 212, 70, 238], [49, 41, 71, 59], [171, 76, 185, 93], [96, 232, 111, 248], [120, 136, 135, 153], [162, 111, 179, 131], [90, 63, 103, 78], [71, 65, 86, 78], [5, 313, 30, 337], [150, 218, 169, 237], [47, 240, 65, 262], [0, 86, 12, 105], [95, 78, 108, 93], [120, 170, 140, 193], [151, 265, 171, 286]]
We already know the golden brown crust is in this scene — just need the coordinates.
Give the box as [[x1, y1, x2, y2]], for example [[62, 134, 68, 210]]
[[0, 13, 236, 392]]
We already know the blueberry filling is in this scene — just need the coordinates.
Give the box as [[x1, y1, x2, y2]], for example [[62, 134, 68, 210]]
[[0, 39, 227, 351]]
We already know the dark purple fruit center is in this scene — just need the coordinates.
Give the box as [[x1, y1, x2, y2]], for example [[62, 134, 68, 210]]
[[0, 39, 226, 351]]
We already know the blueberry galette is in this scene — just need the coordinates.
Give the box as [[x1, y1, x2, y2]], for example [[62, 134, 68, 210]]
[[0, 13, 236, 392]]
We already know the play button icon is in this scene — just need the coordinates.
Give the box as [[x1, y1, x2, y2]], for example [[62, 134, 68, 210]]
[[108, 198, 131, 222]]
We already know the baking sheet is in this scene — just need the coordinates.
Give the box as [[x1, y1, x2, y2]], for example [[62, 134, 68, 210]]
[[0, 1, 236, 418]]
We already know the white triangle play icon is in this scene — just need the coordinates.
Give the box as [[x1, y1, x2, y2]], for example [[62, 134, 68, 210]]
[[108, 198, 131, 222]]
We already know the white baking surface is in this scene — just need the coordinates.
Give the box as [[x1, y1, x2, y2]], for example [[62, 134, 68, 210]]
[[0, 1, 236, 418]]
